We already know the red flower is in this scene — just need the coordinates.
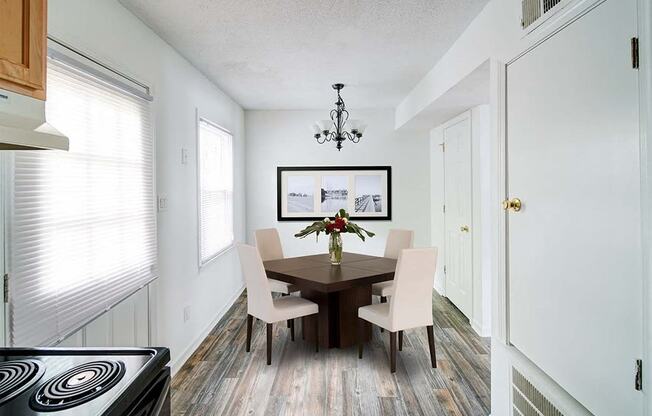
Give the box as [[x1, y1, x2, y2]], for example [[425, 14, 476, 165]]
[[333, 218, 346, 231]]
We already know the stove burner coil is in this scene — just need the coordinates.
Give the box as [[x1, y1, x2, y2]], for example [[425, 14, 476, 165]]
[[0, 359, 45, 405], [30, 360, 125, 411]]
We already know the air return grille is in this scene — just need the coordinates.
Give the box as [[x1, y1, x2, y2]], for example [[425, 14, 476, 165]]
[[543, 0, 562, 12], [521, 0, 563, 29], [512, 368, 564, 416], [522, 0, 542, 29]]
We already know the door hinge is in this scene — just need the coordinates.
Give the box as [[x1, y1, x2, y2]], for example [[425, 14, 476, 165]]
[[443, 204, 446, 213], [443, 265, 447, 274], [3, 274, 8, 303], [439, 142, 445, 152], [635, 359, 643, 391], [632, 37, 639, 69]]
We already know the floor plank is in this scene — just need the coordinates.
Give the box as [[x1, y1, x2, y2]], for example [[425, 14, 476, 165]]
[[171, 291, 491, 416]]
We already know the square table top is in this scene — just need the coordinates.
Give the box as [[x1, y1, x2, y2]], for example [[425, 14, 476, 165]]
[[263, 252, 397, 293]]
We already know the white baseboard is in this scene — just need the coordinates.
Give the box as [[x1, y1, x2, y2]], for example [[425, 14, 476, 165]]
[[170, 284, 245, 375], [434, 282, 445, 296], [471, 318, 491, 337]]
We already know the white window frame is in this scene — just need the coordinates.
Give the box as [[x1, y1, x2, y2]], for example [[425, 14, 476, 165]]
[[196, 111, 235, 268]]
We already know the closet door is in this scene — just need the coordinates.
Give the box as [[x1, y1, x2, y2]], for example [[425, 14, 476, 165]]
[[506, 0, 641, 414], [443, 112, 473, 318]]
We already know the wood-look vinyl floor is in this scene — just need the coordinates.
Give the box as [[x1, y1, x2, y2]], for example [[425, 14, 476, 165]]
[[171, 291, 491, 416]]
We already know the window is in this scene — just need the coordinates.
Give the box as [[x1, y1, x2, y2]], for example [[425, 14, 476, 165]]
[[197, 118, 234, 265], [7, 59, 156, 346]]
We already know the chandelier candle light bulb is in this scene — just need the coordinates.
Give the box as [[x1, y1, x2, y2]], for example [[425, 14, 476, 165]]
[[294, 209, 374, 265]]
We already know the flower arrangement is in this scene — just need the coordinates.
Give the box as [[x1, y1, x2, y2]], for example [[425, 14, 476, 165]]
[[295, 209, 374, 265]]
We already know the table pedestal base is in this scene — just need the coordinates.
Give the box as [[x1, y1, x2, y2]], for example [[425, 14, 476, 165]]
[[301, 284, 372, 349]]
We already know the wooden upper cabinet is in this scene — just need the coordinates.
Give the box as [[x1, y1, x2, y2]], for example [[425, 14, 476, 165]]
[[0, 0, 47, 100]]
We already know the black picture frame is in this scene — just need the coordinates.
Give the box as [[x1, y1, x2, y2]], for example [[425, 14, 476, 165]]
[[277, 166, 392, 221]]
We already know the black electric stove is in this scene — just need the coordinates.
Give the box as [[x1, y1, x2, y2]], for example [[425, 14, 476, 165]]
[[0, 347, 170, 416]]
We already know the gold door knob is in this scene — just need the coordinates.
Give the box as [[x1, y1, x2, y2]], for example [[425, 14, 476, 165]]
[[502, 198, 522, 212], [460, 225, 470, 232]]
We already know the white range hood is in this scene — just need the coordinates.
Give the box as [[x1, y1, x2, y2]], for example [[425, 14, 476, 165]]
[[0, 88, 69, 151]]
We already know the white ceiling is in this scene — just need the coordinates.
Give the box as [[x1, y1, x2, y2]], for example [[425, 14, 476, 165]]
[[120, 0, 489, 110]]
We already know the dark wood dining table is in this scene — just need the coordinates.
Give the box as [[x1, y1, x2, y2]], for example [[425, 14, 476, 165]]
[[263, 252, 397, 349]]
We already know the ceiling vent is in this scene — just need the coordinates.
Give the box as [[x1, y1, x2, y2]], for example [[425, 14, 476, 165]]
[[512, 367, 565, 416], [522, 0, 563, 29]]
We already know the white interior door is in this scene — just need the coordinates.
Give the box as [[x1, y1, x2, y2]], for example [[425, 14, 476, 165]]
[[506, 1, 641, 415], [444, 113, 473, 318]]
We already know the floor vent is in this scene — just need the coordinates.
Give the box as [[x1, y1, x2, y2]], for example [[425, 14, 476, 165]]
[[512, 367, 564, 416], [521, 0, 564, 29]]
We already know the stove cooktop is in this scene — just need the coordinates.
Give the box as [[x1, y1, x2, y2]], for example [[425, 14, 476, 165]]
[[0, 347, 169, 416]]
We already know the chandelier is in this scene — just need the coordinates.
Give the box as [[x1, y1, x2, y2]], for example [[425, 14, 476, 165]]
[[311, 83, 366, 151]]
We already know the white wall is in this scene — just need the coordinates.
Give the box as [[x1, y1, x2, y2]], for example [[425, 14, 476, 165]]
[[429, 105, 491, 337], [395, 0, 520, 129], [395, 0, 598, 130], [429, 129, 445, 294], [48, 0, 246, 373], [245, 110, 430, 256]]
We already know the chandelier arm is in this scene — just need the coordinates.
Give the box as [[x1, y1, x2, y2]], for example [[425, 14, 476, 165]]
[[330, 109, 338, 123], [340, 108, 349, 127]]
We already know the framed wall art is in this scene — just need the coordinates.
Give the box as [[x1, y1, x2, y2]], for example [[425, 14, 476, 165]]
[[277, 166, 392, 221]]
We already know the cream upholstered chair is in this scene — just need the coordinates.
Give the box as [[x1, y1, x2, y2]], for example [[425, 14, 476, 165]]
[[358, 248, 438, 373], [372, 230, 414, 333], [237, 244, 319, 365], [254, 228, 298, 295]]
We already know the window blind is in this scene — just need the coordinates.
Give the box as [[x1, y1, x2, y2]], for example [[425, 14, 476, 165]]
[[8, 59, 157, 346], [198, 119, 234, 265]]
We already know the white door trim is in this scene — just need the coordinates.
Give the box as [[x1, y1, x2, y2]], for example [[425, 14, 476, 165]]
[[637, 0, 652, 410], [490, 58, 508, 345]]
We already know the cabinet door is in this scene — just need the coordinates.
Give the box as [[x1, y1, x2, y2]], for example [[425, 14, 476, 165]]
[[0, 0, 46, 100]]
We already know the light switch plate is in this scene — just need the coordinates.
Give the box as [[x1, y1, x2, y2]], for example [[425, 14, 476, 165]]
[[157, 194, 168, 212]]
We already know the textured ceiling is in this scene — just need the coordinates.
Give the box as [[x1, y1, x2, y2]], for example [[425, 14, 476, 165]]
[[120, 0, 489, 110]]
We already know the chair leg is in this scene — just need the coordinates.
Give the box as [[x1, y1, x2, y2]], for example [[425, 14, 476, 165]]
[[398, 330, 403, 351], [266, 323, 273, 365], [290, 318, 295, 341], [389, 331, 397, 373], [315, 315, 320, 353], [380, 296, 386, 333], [246, 314, 253, 352], [426, 325, 437, 368], [358, 318, 364, 359], [282, 293, 291, 328]]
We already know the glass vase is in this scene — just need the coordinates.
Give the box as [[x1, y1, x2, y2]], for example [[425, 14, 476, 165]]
[[329, 233, 343, 265]]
